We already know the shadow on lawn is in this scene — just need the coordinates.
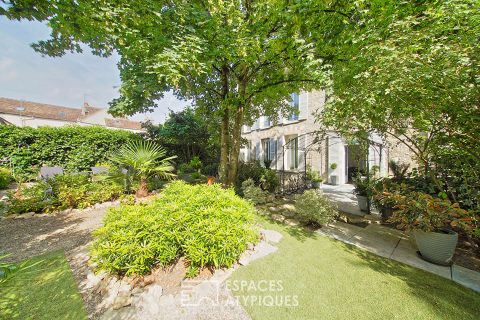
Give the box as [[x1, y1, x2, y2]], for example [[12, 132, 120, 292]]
[[336, 241, 480, 319], [0, 250, 86, 320], [259, 214, 318, 242]]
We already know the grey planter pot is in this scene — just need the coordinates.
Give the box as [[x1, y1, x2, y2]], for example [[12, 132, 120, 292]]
[[414, 230, 458, 266], [380, 206, 394, 223], [356, 195, 368, 212], [330, 175, 337, 185], [312, 181, 322, 189]]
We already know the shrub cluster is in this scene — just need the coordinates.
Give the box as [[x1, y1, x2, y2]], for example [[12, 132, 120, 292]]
[[236, 160, 279, 194], [0, 167, 12, 189], [0, 125, 138, 177], [241, 179, 268, 205], [91, 181, 259, 276], [6, 174, 123, 214], [294, 190, 337, 226]]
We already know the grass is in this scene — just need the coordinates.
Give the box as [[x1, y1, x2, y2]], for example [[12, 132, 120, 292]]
[[230, 217, 480, 320], [0, 250, 87, 320]]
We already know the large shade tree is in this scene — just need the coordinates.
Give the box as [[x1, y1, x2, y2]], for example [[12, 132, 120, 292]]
[[319, 0, 480, 208], [1, 0, 352, 185]]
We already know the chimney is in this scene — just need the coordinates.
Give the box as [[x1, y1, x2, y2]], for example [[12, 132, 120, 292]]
[[81, 102, 90, 116]]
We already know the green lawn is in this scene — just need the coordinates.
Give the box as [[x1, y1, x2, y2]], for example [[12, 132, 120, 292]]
[[0, 250, 87, 320], [230, 218, 480, 320]]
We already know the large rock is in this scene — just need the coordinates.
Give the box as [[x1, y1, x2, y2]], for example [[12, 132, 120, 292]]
[[112, 296, 132, 310], [85, 270, 107, 289], [261, 229, 283, 243]]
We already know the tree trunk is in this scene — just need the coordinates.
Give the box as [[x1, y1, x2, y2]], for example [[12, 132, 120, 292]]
[[227, 78, 247, 186], [136, 177, 149, 198], [219, 64, 230, 186], [227, 105, 244, 186], [219, 107, 230, 185]]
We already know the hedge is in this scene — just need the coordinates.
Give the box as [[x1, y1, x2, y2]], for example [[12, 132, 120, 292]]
[[0, 125, 139, 176]]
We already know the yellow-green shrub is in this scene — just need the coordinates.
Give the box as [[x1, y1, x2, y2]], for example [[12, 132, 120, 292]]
[[91, 181, 259, 276], [0, 167, 12, 189]]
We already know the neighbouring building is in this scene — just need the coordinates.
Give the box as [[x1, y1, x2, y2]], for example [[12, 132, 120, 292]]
[[240, 90, 414, 187], [0, 97, 144, 133]]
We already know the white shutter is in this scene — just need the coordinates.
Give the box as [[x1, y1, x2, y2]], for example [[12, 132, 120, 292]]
[[269, 138, 275, 166], [298, 135, 305, 170]]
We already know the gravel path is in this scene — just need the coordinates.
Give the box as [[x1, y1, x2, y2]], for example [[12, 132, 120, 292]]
[[0, 204, 117, 263]]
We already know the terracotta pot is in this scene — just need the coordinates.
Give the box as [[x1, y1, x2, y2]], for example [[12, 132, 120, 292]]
[[414, 229, 458, 266], [207, 176, 215, 185]]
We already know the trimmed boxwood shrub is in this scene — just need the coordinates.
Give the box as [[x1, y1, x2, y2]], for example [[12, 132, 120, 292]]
[[0, 125, 138, 176], [91, 181, 259, 276], [294, 190, 337, 226]]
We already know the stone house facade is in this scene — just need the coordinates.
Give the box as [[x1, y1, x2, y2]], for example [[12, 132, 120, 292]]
[[240, 90, 414, 185]]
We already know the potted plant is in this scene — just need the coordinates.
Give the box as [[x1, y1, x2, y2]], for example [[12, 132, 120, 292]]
[[306, 166, 322, 189], [389, 191, 472, 266], [311, 175, 323, 189], [352, 173, 375, 212], [330, 163, 338, 185], [372, 179, 412, 222]]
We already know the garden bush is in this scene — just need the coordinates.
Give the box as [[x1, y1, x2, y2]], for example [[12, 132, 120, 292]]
[[294, 190, 337, 226], [236, 161, 265, 186], [91, 181, 259, 276], [202, 162, 219, 177], [259, 169, 280, 193], [6, 173, 123, 214], [7, 181, 59, 214], [0, 167, 12, 189], [0, 125, 138, 176], [241, 178, 268, 205]]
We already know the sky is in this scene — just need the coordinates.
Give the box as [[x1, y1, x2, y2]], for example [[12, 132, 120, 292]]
[[0, 17, 189, 124]]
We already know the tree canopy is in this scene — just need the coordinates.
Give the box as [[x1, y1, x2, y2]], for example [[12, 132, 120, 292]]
[[319, 0, 480, 209], [1, 0, 352, 185]]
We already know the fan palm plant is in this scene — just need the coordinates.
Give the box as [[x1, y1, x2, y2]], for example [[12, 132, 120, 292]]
[[110, 140, 176, 197]]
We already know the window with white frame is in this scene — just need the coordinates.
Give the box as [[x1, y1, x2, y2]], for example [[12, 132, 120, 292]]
[[289, 93, 300, 121], [262, 138, 270, 162], [287, 136, 299, 170]]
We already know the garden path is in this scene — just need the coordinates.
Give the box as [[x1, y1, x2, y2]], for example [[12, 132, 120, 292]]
[[0, 202, 117, 263]]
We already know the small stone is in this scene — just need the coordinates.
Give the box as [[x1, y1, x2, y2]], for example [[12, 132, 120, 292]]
[[284, 219, 300, 226], [85, 270, 107, 289], [143, 274, 156, 286], [117, 282, 132, 297], [131, 287, 144, 296], [281, 203, 296, 211], [5, 214, 19, 219], [268, 206, 280, 212], [281, 210, 296, 218], [146, 284, 163, 299], [270, 213, 285, 222], [19, 212, 35, 219], [112, 296, 132, 309], [238, 252, 252, 266]]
